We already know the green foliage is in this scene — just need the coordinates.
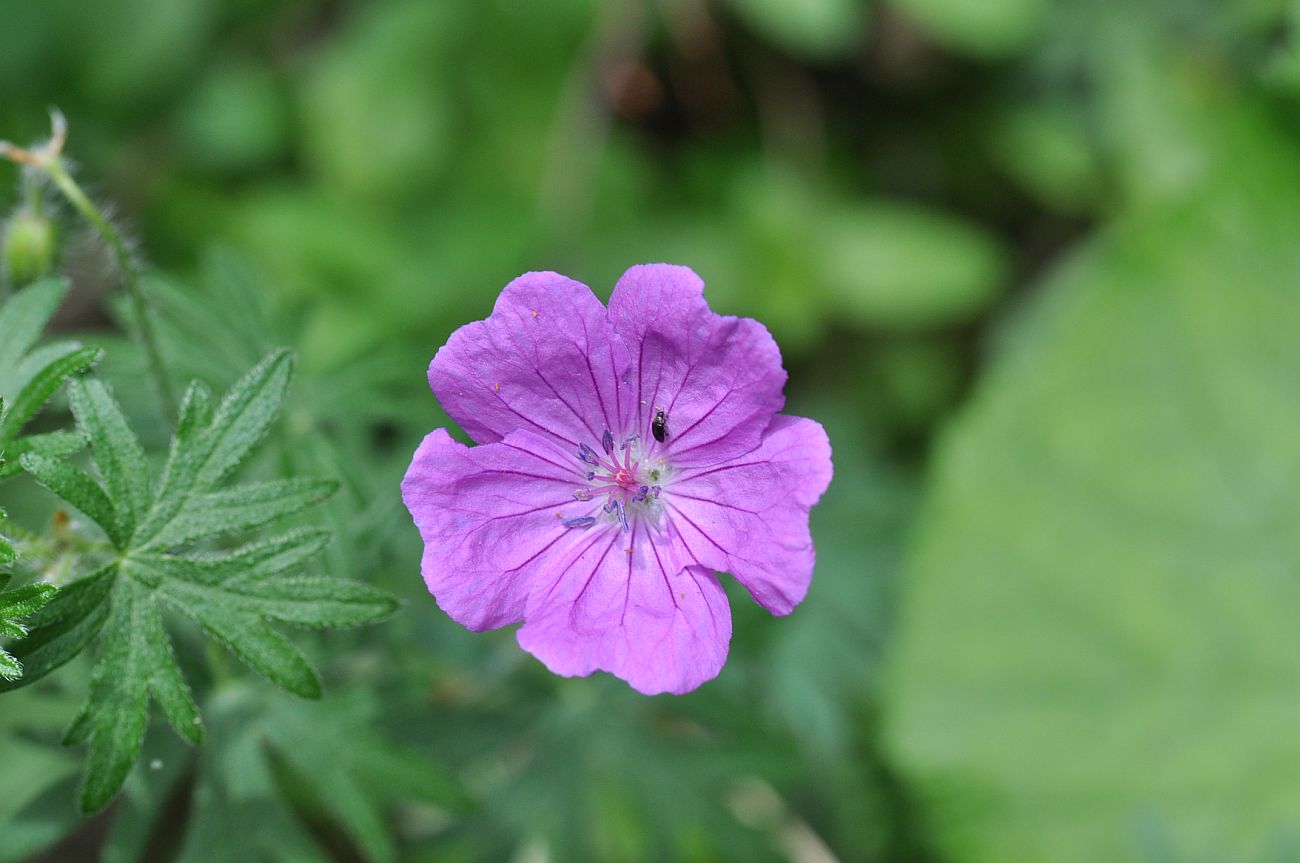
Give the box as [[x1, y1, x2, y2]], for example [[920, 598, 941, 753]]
[[884, 107, 1300, 861], [4, 352, 398, 813], [2, 0, 1297, 859], [0, 543, 58, 681], [723, 0, 870, 59], [0, 278, 100, 481]]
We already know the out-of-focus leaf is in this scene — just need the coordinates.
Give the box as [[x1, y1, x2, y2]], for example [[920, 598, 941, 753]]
[[298, 0, 456, 203], [264, 692, 472, 863], [0, 277, 66, 383], [818, 202, 1009, 330], [723, 0, 869, 59], [988, 105, 1101, 214], [887, 0, 1044, 57], [0, 688, 83, 862], [884, 113, 1300, 862], [177, 59, 288, 175]]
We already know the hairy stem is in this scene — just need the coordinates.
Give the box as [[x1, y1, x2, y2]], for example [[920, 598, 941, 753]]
[[42, 158, 177, 418]]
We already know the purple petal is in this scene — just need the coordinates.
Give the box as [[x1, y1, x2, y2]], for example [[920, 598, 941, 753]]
[[517, 522, 732, 695], [665, 415, 832, 615], [607, 264, 786, 467], [401, 428, 595, 631], [429, 272, 631, 448]]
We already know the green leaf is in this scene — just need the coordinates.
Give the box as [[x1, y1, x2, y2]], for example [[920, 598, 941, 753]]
[[67, 378, 151, 536], [144, 478, 338, 549], [156, 578, 322, 698], [74, 578, 153, 814], [818, 202, 1010, 331], [135, 380, 212, 543], [0, 346, 102, 447], [259, 692, 474, 862], [0, 583, 57, 681], [0, 278, 68, 385], [133, 528, 332, 586], [0, 566, 115, 691], [722, 0, 868, 59], [883, 122, 1300, 861], [12, 351, 395, 811], [0, 430, 86, 481], [194, 347, 294, 489], [889, 0, 1044, 57], [226, 577, 399, 628], [19, 454, 125, 548]]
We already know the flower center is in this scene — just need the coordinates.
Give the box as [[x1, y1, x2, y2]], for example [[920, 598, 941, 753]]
[[565, 429, 666, 532]]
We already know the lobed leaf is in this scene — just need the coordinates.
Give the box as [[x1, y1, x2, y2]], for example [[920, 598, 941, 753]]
[[19, 454, 125, 548], [73, 579, 151, 814], [69, 577, 203, 813], [9, 350, 397, 813], [156, 578, 322, 699], [0, 430, 86, 481], [133, 381, 213, 544], [230, 577, 399, 628], [143, 478, 338, 549], [132, 528, 331, 587], [194, 348, 294, 490], [0, 346, 103, 447], [67, 379, 151, 536]]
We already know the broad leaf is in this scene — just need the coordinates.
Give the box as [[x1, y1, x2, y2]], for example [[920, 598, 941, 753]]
[[883, 114, 1300, 861]]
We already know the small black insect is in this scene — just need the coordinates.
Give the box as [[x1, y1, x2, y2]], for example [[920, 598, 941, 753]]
[[652, 409, 669, 443]]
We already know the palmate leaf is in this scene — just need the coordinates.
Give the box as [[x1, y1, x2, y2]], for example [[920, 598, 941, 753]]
[[3, 349, 400, 813], [0, 278, 101, 481]]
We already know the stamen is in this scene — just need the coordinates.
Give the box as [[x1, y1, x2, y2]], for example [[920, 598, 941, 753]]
[[563, 516, 596, 528], [573, 489, 593, 501], [577, 443, 601, 467], [615, 501, 629, 532], [632, 485, 649, 502], [601, 429, 614, 455], [602, 500, 619, 514]]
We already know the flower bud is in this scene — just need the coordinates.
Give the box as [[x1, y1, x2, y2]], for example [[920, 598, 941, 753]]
[[3, 209, 57, 287]]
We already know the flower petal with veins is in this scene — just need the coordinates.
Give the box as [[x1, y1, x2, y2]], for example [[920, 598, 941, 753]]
[[403, 264, 832, 694]]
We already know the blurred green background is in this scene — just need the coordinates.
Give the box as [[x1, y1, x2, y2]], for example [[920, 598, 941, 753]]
[[2, 0, 1299, 860]]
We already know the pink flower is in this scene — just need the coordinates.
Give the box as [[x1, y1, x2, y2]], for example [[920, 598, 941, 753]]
[[401, 264, 832, 694]]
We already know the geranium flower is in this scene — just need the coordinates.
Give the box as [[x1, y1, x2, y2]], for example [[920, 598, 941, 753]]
[[402, 264, 832, 694]]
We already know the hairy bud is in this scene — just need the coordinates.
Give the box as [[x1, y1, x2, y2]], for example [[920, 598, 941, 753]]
[[3, 209, 57, 287]]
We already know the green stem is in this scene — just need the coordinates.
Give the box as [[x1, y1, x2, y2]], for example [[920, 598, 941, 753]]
[[42, 158, 177, 418]]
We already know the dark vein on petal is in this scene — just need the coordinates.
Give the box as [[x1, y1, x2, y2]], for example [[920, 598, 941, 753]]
[[668, 491, 762, 516], [533, 525, 613, 609], [619, 521, 638, 625], [533, 367, 601, 442], [500, 441, 584, 477], [674, 458, 771, 484], [647, 532, 680, 612], [570, 531, 621, 627], [667, 504, 731, 559]]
